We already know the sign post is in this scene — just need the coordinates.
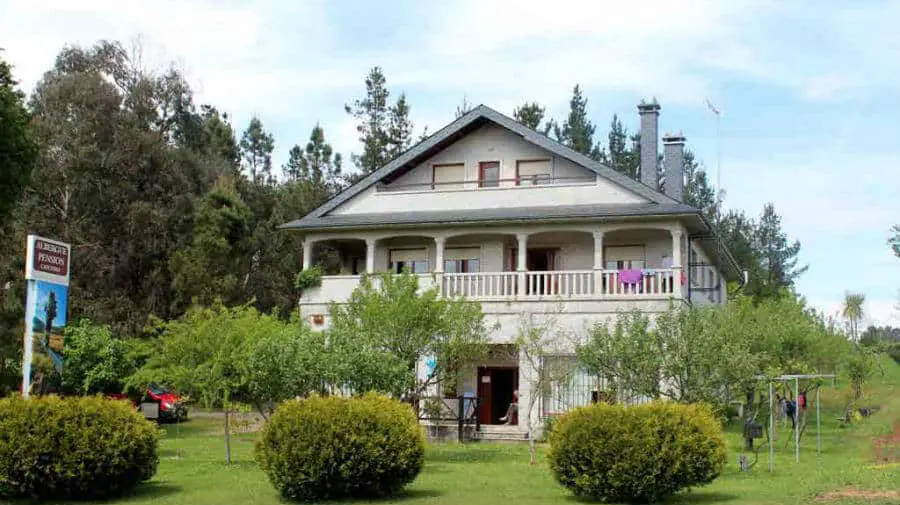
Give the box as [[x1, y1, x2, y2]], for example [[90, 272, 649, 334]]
[[22, 235, 71, 399]]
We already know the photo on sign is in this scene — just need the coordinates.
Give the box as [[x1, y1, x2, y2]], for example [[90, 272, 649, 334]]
[[30, 280, 68, 375]]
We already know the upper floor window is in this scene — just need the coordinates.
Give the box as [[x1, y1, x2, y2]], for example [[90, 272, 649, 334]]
[[604, 245, 646, 270], [516, 159, 551, 186], [432, 163, 465, 190], [478, 161, 500, 188], [445, 247, 480, 273], [389, 249, 429, 274]]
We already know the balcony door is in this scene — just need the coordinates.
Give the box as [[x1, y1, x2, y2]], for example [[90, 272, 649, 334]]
[[526, 248, 557, 271]]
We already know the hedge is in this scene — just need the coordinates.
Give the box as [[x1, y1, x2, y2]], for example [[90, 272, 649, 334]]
[[255, 393, 425, 501], [548, 401, 726, 503], [0, 395, 159, 499]]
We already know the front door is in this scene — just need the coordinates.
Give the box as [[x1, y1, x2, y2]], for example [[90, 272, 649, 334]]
[[477, 367, 519, 425]]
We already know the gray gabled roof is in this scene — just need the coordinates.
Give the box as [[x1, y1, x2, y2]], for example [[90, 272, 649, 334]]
[[289, 105, 679, 223]]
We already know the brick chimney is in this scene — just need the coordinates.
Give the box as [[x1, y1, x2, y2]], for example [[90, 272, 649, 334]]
[[637, 98, 661, 189], [663, 132, 686, 202]]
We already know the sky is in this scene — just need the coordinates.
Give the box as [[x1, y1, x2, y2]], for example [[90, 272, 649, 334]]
[[2, 0, 899, 326]]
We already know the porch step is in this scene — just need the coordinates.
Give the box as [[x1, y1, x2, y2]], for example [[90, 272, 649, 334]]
[[474, 425, 529, 442]]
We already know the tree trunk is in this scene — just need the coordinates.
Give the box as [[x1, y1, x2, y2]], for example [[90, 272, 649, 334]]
[[254, 401, 270, 422], [224, 403, 232, 465]]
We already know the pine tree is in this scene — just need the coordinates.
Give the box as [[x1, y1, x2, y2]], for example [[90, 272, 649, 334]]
[[455, 95, 473, 118], [386, 93, 413, 160], [890, 225, 899, 258], [283, 124, 343, 192], [346, 67, 390, 175], [554, 85, 598, 157], [240, 116, 275, 184], [598, 114, 640, 178], [512, 102, 551, 134], [753, 203, 807, 297], [683, 150, 716, 220]]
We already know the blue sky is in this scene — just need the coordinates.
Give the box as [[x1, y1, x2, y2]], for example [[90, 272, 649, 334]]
[[2, 0, 898, 325]]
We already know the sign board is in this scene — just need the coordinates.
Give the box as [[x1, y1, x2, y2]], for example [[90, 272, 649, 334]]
[[22, 235, 71, 398], [25, 235, 71, 285]]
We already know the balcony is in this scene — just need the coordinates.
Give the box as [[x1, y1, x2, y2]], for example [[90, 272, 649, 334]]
[[300, 268, 681, 306]]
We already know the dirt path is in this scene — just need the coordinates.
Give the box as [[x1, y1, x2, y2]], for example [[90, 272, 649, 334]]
[[873, 421, 900, 464]]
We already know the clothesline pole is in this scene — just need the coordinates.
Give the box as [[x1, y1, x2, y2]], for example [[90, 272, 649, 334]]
[[816, 387, 821, 453], [768, 381, 774, 473], [794, 377, 800, 464]]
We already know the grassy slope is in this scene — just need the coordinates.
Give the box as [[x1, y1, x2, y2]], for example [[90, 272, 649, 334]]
[[106, 356, 899, 505]]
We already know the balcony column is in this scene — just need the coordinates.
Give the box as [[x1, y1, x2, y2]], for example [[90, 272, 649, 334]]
[[433, 236, 445, 297], [671, 229, 683, 297], [365, 237, 376, 274], [516, 233, 528, 296], [592, 230, 604, 295], [302, 239, 314, 270]]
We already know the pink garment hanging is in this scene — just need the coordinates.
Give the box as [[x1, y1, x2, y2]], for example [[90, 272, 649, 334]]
[[618, 268, 643, 285]]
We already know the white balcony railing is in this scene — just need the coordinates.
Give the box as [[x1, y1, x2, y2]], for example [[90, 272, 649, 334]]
[[442, 272, 517, 298], [301, 269, 681, 305]]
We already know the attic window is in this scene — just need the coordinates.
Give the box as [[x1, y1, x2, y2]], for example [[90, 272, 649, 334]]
[[478, 161, 500, 188], [432, 163, 465, 190], [516, 159, 551, 186]]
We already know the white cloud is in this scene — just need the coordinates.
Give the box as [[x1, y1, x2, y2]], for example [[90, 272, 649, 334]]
[[803, 74, 850, 101]]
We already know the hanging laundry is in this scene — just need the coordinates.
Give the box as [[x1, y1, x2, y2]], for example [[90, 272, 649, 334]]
[[619, 268, 643, 285]]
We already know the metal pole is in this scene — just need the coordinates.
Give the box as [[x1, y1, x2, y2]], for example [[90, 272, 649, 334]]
[[21, 280, 37, 398], [816, 387, 821, 453], [769, 381, 774, 472], [794, 378, 800, 463]]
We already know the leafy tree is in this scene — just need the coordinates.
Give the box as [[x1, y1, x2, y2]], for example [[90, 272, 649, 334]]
[[345, 66, 390, 176], [61, 319, 144, 394], [577, 310, 661, 403], [578, 296, 849, 413], [861, 325, 900, 345], [240, 116, 275, 184], [842, 292, 865, 342], [17, 40, 232, 336], [554, 85, 598, 158], [133, 304, 286, 463], [0, 53, 37, 229], [597, 114, 639, 178], [514, 310, 574, 464], [245, 320, 329, 419], [512, 101, 554, 135], [327, 272, 490, 402]]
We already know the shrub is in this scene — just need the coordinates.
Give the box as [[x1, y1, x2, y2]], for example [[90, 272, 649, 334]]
[[0, 396, 159, 499], [255, 393, 425, 501], [548, 401, 726, 504]]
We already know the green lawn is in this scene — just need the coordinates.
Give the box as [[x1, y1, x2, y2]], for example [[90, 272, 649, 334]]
[[98, 357, 900, 505]]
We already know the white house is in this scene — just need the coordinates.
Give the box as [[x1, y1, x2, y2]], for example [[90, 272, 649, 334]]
[[281, 101, 740, 437]]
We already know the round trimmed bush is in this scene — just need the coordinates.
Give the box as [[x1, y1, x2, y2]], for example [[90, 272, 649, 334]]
[[548, 401, 726, 504], [255, 393, 425, 501], [0, 395, 159, 499]]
